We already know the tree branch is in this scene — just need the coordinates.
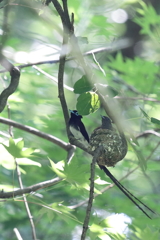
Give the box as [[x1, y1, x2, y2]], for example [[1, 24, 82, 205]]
[[51, 0, 73, 138], [0, 47, 111, 73], [0, 43, 130, 74], [81, 147, 102, 240], [0, 56, 20, 112], [0, 177, 61, 199], [0, 117, 74, 151], [137, 130, 160, 138]]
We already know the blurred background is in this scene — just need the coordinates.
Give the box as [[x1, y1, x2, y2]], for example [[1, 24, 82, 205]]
[[0, 0, 160, 239]]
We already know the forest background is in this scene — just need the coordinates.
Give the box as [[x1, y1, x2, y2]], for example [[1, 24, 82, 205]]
[[0, 0, 160, 240]]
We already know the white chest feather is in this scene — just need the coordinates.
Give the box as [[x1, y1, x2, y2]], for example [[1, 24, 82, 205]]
[[70, 126, 89, 146]]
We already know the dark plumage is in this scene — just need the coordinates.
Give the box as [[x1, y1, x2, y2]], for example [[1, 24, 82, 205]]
[[101, 116, 113, 130], [69, 110, 89, 145]]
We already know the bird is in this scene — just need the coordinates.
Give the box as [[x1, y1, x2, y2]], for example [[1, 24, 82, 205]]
[[101, 115, 113, 130], [90, 115, 156, 219], [89, 115, 128, 167], [69, 110, 89, 146]]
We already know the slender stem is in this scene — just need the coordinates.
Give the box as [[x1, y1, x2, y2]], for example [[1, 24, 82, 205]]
[[15, 158, 37, 240], [81, 147, 102, 240], [13, 228, 23, 240]]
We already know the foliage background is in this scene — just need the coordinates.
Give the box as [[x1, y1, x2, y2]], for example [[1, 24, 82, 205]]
[[0, 0, 160, 239]]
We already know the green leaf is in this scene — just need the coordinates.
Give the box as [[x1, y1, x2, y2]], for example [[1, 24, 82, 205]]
[[0, 143, 40, 170], [38, 202, 81, 224], [73, 75, 92, 94], [64, 158, 90, 187], [90, 223, 110, 240], [17, 158, 41, 167], [139, 107, 150, 120], [108, 54, 159, 94], [49, 159, 66, 178], [133, 225, 160, 240], [151, 117, 160, 125], [107, 232, 126, 240], [76, 92, 100, 115], [2, 138, 35, 158], [16, 139, 24, 149], [134, 3, 160, 36]]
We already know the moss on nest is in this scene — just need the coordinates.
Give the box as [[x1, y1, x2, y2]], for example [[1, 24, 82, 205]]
[[89, 128, 127, 167]]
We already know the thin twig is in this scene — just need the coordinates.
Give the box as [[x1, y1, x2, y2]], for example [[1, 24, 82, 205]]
[[7, 102, 13, 136], [32, 65, 74, 91], [81, 147, 102, 240], [115, 96, 160, 103], [13, 228, 23, 240], [137, 130, 160, 138], [15, 158, 37, 240], [0, 47, 111, 73]]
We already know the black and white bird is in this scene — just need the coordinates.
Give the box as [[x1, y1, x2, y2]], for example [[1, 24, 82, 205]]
[[69, 110, 89, 146]]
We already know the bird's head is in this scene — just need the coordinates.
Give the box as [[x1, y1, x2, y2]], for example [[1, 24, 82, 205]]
[[69, 110, 82, 119], [101, 116, 112, 130]]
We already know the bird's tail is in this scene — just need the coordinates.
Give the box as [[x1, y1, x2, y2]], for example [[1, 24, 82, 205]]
[[99, 165, 156, 219]]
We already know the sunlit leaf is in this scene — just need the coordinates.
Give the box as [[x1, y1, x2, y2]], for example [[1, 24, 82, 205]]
[[76, 92, 100, 115], [1, 138, 36, 158], [49, 159, 66, 178]]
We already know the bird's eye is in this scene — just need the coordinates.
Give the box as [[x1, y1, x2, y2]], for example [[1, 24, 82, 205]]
[[75, 112, 79, 116]]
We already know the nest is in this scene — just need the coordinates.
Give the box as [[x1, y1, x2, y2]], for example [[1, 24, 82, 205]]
[[89, 128, 128, 167]]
